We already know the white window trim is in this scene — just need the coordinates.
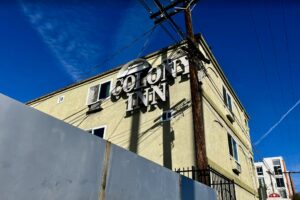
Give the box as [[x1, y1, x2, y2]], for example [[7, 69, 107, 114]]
[[222, 85, 234, 113], [86, 79, 113, 106], [87, 125, 107, 139], [86, 85, 100, 106], [256, 166, 264, 176], [275, 177, 286, 188], [228, 133, 239, 162]]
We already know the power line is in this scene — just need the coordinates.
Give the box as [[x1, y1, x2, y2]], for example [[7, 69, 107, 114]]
[[85, 24, 158, 77], [281, 0, 296, 101], [263, 0, 286, 112], [283, 171, 300, 174], [138, 0, 181, 43], [264, 0, 298, 146], [152, 0, 185, 40], [138, 0, 153, 14], [281, 0, 300, 137], [137, 25, 157, 57], [60, 46, 185, 128], [203, 69, 249, 135], [159, 23, 179, 43], [249, 7, 279, 117]]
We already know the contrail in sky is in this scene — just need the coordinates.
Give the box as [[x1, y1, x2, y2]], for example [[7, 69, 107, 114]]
[[254, 99, 300, 146]]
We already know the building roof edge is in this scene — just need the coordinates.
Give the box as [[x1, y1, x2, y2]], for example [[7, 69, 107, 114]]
[[196, 33, 250, 119], [26, 41, 185, 105], [27, 35, 250, 120]]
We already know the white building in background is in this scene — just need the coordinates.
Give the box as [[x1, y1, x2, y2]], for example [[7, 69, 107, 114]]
[[255, 157, 295, 200]]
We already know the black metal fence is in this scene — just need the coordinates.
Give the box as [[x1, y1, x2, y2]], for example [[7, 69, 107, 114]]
[[174, 166, 236, 200]]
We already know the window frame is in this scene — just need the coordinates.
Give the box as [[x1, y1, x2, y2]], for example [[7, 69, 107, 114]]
[[256, 166, 264, 176], [278, 189, 287, 198], [86, 79, 113, 105], [273, 159, 283, 175], [275, 177, 285, 188], [99, 81, 112, 100], [258, 177, 265, 187], [227, 133, 239, 162], [222, 86, 233, 113], [87, 125, 107, 139]]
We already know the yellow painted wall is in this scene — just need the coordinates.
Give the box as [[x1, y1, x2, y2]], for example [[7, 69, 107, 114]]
[[30, 48, 196, 170], [28, 40, 258, 199]]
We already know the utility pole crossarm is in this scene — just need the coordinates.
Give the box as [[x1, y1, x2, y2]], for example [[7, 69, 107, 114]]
[[142, 0, 210, 185], [152, 0, 185, 38], [150, 0, 184, 19]]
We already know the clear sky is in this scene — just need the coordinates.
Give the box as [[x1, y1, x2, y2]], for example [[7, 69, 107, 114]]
[[1, 0, 299, 191]]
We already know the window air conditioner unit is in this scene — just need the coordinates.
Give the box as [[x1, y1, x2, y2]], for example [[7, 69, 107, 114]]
[[232, 161, 241, 175], [226, 112, 235, 123], [86, 101, 102, 114]]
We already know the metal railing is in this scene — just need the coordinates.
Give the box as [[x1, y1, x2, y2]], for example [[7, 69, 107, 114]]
[[175, 166, 236, 200]]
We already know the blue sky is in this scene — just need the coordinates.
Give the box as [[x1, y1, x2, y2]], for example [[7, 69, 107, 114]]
[[0, 0, 299, 191]]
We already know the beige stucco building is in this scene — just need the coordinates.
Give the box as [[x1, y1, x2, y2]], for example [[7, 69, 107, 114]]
[[27, 35, 258, 200]]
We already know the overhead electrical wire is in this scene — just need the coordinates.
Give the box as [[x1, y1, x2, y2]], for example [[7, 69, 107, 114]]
[[264, 0, 298, 142], [152, 0, 185, 40], [159, 23, 180, 43], [137, 25, 157, 57], [138, 0, 183, 42], [246, 3, 287, 156], [281, 0, 300, 136], [85, 24, 158, 76], [249, 8, 278, 116], [281, 0, 296, 101], [263, 0, 286, 113], [202, 68, 249, 134], [60, 45, 185, 129], [138, 0, 153, 14]]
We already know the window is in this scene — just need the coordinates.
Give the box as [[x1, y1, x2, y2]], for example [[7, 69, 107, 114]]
[[227, 134, 238, 161], [161, 110, 173, 121], [274, 166, 283, 175], [258, 178, 265, 187], [273, 159, 283, 175], [223, 86, 233, 112], [273, 159, 281, 166], [244, 119, 248, 127], [276, 178, 285, 188], [88, 126, 106, 139], [278, 189, 287, 198], [256, 166, 264, 176], [87, 81, 111, 105], [99, 81, 111, 99]]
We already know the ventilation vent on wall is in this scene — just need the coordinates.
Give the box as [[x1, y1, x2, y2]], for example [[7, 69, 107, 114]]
[[226, 113, 235, 123]]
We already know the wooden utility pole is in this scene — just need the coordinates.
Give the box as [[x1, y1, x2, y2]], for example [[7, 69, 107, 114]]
[[143, 0, 209, 183], [183, 0, 208, 172]]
